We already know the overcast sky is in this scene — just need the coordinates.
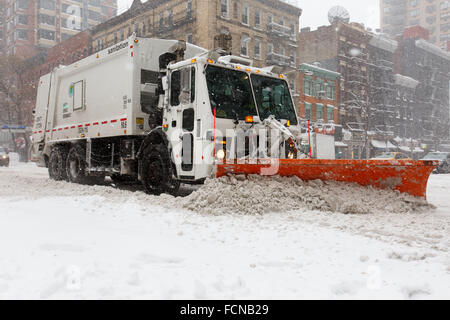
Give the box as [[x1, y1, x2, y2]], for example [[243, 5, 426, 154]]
[[117, 0, 381, 30]]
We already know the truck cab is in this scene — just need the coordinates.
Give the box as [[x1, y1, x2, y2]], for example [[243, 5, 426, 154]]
[[163, 54, 302, 185]]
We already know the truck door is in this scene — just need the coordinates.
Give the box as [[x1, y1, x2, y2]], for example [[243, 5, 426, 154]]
[[170, 66, 196, 178]]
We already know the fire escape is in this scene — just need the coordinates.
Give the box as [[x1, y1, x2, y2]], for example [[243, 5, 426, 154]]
[[367, 47, 396, 138]]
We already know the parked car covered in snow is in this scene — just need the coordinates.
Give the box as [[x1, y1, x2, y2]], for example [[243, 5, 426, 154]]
[[421, 152, 450, 174], [0, 147, 9, 167]]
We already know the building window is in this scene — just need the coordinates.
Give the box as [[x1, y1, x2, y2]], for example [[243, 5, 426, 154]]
[[303, 78, 312, 96], [410, 9, 420, 17], [315, 81, 324, 97], [39, 0, 55, 11], [254, 39, 261, 59], [255, 9, 261, 29], [16, 0, 29, 10], [242, 4, 249, 25], [327, 106, 334, 122], [167, 10, 173, 26], [89, 0, 101, 7], [88, 10, 102, 22], [316, 104, 324, 120], [38, 29, 55, 40], [326, 83, 335, 100], [241, 35, 250, 56], [289, 51, 296, 67], [15, 29, 28, 40], [187, 0, 192, 19], [16, 15, 28, 25], [305, 103, 311, 120], [221, 0, 229, 18], [233, 2, 238, 19], [187, 33, 193, 44], [38, 14, 55, 26], [159, 12, 164, 29]]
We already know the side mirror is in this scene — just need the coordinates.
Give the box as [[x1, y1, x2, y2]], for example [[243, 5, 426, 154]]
[[162, 76, 169, 91]]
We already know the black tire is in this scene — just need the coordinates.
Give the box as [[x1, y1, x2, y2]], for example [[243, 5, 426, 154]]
[[141, 144, 180, 196], [66, 145, 104, 185], [48, 146, 68, 181]]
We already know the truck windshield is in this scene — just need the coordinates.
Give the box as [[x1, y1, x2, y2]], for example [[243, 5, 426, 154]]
[[250, 74, 297, 125], [205, 65, 257, 120]]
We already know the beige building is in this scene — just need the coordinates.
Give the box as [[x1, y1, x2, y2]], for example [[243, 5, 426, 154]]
[[0, 0, 117, 58], [91, 0, 302, 94], [380, 0, 450, 50]]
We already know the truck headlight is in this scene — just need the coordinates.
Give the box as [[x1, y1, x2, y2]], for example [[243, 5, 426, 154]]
[[288, 151, 295, 159], [1, 155, 6, 159], [216, 149, 225, 160]]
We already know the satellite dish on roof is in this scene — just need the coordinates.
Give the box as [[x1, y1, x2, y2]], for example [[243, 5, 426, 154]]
[[328, 6, 350, 25]]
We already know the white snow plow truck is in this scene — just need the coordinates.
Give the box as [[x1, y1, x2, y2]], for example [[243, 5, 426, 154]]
[[31, 35, 436, 198]]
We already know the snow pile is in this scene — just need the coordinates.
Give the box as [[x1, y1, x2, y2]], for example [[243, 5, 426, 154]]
[[182, 175, 433, 215], [0, 166, 433, 216]]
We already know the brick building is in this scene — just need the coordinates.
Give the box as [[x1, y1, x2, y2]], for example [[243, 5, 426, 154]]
[[298, 22, 371, 132], [299, 21, 450, 157], [396, 26, 450, 150], [90, 0, 302, 94], [380, 0, 450, 51], [0, 0, 117, 59], [298, 63, 340, 124]]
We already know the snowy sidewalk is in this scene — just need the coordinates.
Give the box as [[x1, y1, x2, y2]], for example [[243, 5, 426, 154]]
[[0, 163, 449, 299]]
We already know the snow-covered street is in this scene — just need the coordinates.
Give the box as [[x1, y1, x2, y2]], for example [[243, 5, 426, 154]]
[[0, 161, 449, 299]]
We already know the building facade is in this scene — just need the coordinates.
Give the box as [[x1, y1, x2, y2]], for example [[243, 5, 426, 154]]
[[298, 63, 340, 124], [298, 22, 371, 131], [90, 0, 302, 94], [396, 27, 450, 150], [299, 21, 450, 157], [0, 0, 117, 58], [380, 0, 450, 51]]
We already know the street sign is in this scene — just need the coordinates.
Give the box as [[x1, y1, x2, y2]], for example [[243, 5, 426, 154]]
[[1, 125, 26, 130]]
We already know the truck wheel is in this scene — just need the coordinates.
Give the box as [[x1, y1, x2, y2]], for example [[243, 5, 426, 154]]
[[141, 144, 180, 196], [48, 147, 68, 181], [66, 145, 89, 184], [66, 146, 104, 185]]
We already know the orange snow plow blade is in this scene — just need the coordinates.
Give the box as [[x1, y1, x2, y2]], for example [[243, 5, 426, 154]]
[[216, 159, 438, 199]]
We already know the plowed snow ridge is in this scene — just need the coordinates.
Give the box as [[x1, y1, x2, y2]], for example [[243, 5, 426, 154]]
[[0, 171, 433, 215], [182, 175, 433, 215]]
